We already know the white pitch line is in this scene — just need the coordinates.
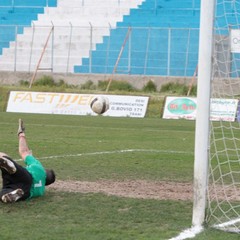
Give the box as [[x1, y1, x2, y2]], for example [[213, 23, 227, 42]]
[[168, 226, 204, 240], [15, 148, 193, 162], [0, 122, 194, 134], [15, 147, 200, 240], [213, 218, 240, 231]]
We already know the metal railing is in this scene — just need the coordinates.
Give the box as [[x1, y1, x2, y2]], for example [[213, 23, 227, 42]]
[[0, 24, 200, 76]]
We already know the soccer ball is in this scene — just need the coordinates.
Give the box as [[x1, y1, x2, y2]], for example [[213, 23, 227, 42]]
[[90, 96, 109, 115]]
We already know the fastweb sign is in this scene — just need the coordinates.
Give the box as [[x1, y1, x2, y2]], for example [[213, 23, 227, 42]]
[[6, 91, 149, 118], [163, 96, 238, 122]]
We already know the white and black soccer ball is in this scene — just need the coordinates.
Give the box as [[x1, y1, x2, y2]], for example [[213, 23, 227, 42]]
[[90, 96, 109, 115]]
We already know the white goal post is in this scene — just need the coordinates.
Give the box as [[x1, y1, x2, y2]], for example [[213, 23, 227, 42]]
[[192, 0, 215, 227], [193, 0, 240, 234]]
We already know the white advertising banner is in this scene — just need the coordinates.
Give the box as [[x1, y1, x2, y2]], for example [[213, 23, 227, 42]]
[[163, 96, 238, 122], [163, 97, 197, 120], [210, 98, 238, 122], [6, 91, 149, 118], [230, 29, 240, 53]]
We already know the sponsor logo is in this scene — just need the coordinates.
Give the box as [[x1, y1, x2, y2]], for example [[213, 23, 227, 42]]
[[167, 98, 196, 115]]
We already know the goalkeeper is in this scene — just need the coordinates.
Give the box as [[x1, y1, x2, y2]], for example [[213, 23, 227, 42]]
[[0, 119, 55, 203]]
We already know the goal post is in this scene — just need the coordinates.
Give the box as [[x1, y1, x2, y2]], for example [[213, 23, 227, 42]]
[[192, 0, 215, 227], [193, 0, 240, 234]]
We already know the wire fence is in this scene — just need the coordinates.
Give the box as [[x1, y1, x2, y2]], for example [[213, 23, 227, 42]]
[[0, 24, 200, 76]]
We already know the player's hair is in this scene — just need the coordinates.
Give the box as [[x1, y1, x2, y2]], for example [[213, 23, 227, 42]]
[[45, 169, 56, 186]]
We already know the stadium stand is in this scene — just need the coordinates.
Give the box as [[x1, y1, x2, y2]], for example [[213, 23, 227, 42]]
[[0, 0, 143, 73], [75, 0, 201, 76], [0, 0, 236, 76]]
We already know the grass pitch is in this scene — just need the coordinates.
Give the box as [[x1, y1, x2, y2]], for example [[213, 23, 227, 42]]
[[0, 112, 239, 240]]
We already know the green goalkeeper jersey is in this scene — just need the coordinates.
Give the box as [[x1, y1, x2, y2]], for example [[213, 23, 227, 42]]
[[24, 155, 46, 198]]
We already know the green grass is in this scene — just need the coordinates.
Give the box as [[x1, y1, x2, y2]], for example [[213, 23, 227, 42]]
[[0, 112, 239, 239]]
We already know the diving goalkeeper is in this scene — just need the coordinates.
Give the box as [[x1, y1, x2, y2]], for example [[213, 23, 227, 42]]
[[0, 119, 55, 203]]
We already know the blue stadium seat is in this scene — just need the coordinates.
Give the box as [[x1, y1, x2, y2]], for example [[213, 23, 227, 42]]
[[10, 0, 57, 7], [0, 0, 12, 6], [0, 0, 239, 76], [0, 0, 57, 54], [74, 0, 201, 76], [74, 0, 240, 76]]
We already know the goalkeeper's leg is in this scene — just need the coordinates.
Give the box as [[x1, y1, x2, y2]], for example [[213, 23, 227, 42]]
[[0, 154, 32, 202]]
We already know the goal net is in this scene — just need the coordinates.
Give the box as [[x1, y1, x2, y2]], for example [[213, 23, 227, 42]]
[[195, 0, 240, 233]]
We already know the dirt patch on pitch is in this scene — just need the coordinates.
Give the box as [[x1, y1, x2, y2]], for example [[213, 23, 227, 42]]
[[49, 180, 193, 201]]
